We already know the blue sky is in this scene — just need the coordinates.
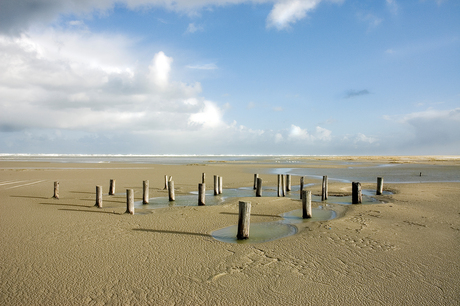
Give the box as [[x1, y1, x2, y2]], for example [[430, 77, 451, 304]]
[[0, 0, 459, 155]]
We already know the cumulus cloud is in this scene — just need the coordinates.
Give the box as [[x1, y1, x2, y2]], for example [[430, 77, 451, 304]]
[[148, 51, 173, 88], [188, 101, 224, 128], [266, 0, 321, 30], [401, 108, 460, 146], [354, 133, 376, 144], [289, 125, 311, 140], [315, 126, 332, 141], [288, 125, 331, 142], [0, 28, 214, 136]]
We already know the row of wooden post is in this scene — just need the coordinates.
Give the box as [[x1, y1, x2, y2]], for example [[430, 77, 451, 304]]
[[52, 175, 384, 205], [276, 174, 292, 197], [94, 184, 135, 214], [238, 176, 385, 240], [52, 174, 385, 239], [251, 174, 384, 204], [52, 175, 384, 202], [93, 172, 224, 211]]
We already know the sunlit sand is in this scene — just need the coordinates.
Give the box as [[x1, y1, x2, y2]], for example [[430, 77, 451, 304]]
[[0, 156, 459, 305]]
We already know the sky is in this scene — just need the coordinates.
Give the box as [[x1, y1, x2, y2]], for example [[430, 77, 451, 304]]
[[0, 0, 459, 155]]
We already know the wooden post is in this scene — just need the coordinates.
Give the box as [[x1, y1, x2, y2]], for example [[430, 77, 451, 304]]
[[143, 180, 149, 204], [322, 176, 328, 201], [352, 182, 362, 204], [286, 174, 291, 191], [277, 174, 282, 197], [53, 181, 59, 199], [95, 185, 102, 208], [282, 175, 286, 197], [202, 173, 206, 184], [376, 177, 383, 195], [164, 175, 169, 190], [253, 174, 259, 190], [168, 181, 175, 201], [300, 176, 304, 199], [302, 190, 312, 219], [237, 201, 251, 240], [109, 179, 115, 195], [219, 176, 223, 194], [214, 175, 219, 196], [126, 189, 134, 214], [256, 178, 262, 197], [325, 175, 328, 200], [198, 183, 205, 206]]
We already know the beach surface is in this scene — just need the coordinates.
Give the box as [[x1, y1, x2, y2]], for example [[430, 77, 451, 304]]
[[1, 156, 459, 305]]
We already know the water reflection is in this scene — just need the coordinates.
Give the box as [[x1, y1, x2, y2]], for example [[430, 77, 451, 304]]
[[211, 222, 298, 244], [267, 164, 460, 183]]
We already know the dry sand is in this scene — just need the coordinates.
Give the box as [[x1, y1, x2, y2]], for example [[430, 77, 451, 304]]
[[0, 157, 459, 305]]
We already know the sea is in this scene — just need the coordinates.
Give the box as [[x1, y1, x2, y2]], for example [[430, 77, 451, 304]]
[[0, 154, 459, 184]]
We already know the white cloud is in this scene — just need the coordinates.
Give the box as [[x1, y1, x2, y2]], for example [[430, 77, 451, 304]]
[[315, 126, 332, 141], [401, 108, 460, 145], [380, 108, 460, 152], [68, 20, 85, 27], [186, 63, 218, 70], [148, 51, 173, 88], [0, 29, 210, 137], [188, 101, 224, 128], [288, 125, 331, 142], [266, 0, 321, 30], [185, 23, 203, 34], [289, 125, 311, 140], [354, 133, 376, 144]]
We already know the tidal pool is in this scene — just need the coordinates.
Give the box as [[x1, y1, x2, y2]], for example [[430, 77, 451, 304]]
[[134, 191, 226, 208], [134, 187, 387, 209], [211, 202, 347, 244], [322, 189, 391, 205], [132, 186, 385, 244], [211, 222, 298, 244]]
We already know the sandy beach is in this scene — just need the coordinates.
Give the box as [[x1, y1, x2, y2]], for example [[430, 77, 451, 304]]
[[1, 156, 459, 305]]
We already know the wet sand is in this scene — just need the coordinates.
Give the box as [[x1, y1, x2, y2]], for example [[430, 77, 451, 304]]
[[0, 157, 459, 305]]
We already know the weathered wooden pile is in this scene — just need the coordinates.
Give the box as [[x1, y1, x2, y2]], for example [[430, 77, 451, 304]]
[[52, 173, 385, 240]]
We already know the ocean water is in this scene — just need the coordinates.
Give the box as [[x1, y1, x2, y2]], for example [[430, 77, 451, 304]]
[[267, 164, 460, 183], [1, 154, 458, 183], [0, 154, 303, 164]]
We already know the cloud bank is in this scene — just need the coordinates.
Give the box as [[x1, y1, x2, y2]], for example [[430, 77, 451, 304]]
[[0, 26, 348, 154], [402, 108, 460, 147], [0, 0, 338, 35]]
